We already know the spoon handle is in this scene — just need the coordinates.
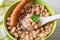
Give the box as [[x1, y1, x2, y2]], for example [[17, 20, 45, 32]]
[[40, 14, 60, 25]]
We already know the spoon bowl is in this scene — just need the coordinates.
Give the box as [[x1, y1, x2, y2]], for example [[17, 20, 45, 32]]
[[40, 14, 60, 27]]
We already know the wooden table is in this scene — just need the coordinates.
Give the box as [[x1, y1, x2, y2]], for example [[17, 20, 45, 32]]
[[44, 0, 60, 40]]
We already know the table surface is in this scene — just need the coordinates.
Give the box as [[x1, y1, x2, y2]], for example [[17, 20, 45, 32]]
[[43, 0, 60, 40]]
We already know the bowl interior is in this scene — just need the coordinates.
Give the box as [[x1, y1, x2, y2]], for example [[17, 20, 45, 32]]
[[4, 0, 57, 40]]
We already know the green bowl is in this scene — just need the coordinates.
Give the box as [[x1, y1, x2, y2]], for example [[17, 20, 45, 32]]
[[3, 0, 57, 40]]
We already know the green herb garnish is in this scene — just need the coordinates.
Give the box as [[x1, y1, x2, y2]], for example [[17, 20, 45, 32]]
[[31, 14, 40, 23]]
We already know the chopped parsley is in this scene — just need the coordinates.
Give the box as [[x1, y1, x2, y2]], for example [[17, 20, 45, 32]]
[[31, 14, 40, 23]]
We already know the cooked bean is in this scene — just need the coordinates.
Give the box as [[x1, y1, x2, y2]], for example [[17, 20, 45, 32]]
[[32, 31, 37, 38], [8, 26, 11, 30], [45, 26, 50, 29], [36, 6, 40, 14], [50, 23, 53, 28], [7, 17, 10, 21], [16, 22, 20, 27], [30, 36, 33, 40], [29, 18, 33, 22], [20, 33, 25, 38], [17, 27, 21, 31], [22, 39, 26, 40], [26, 35, 30, 40], [40, 27, 44, 31], [11, 27, 16, 33], [45, 28, 51, 34], [35, 37, 41, 40], [36, 29, 40, 34], [32, 22, 36, 25], [18, 31, 22, 35], [44, 9, 47, 12], [45, 12, 50, 16], [38, 32, 46, 37], [21, 26, 26, 30], [40, 5, 45, 11], [7, 22, 10, 25], [14, 32, 18, 38], [34, 24, 38, 29], [25, 31, 29, 35]]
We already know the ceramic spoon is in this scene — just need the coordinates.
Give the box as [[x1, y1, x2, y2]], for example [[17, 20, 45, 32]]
[[40, 14, 60, 27], [22, 14, 60, 29]]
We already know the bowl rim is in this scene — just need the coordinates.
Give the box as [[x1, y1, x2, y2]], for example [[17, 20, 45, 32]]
[[3, 0, 57, 40]]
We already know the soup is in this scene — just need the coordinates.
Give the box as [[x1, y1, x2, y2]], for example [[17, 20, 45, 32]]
[[6, 3, 53, 40]]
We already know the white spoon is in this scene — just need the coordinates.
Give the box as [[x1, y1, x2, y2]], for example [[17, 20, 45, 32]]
[[22, 14, 60, 29], [40, 14, 60, 26]]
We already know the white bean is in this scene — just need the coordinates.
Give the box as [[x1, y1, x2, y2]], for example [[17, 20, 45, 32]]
[[17, 27, 21, 31], [7, 17, 10, 21], [21, 33, 25, 38], [11, 27, 16, 33], [32, 22, 36, 25], [29, 18, 33, 22], [25, 31, 29, 35], [7, 22, 10, 25], [36, 29, 40, 34], [18, 31, 22, 35], [14, 32, 18, 38], [38, 32, 46, 37], [50, 23, 53, 28], [34, 24, 38, 28], [30, 36, 33, 40], [26, 35, 30, 40], [8, 26, 11, 30], [36, 6, 40, 14], [35, 37, 41, 40], [40, 27, 44, 31]]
